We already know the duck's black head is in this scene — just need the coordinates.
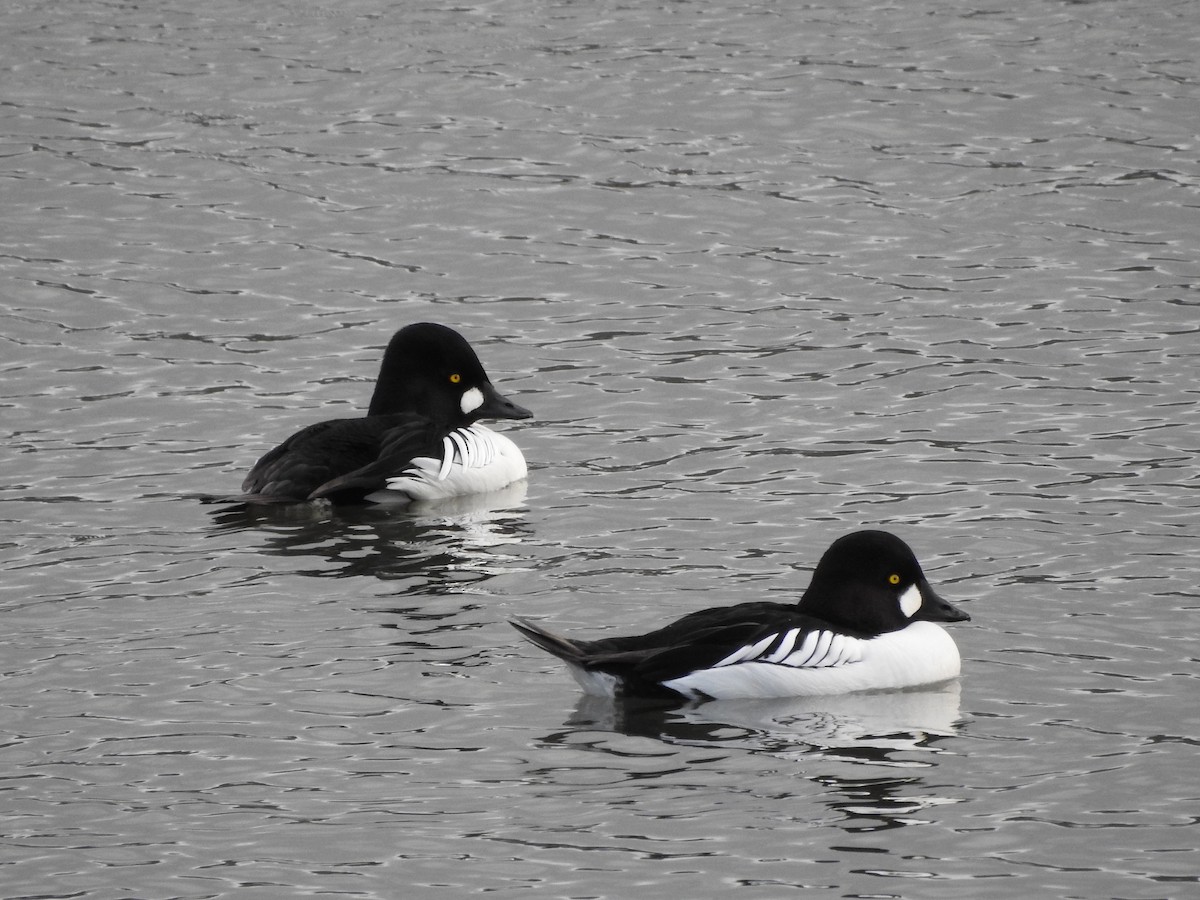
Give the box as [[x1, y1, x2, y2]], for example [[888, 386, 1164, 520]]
[[798, 530, 970, 635], [367, 322, 532, 425]]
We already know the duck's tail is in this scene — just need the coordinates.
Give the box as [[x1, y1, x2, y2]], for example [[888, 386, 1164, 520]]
[[510, 617, 587, 664]]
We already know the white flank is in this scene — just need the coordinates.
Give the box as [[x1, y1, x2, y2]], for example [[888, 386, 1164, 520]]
[[383, 425, 527, 502], [662, 621, 960, 700], [568, 666, 621, 698]]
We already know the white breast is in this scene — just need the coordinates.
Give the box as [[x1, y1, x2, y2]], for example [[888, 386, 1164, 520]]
[[382, 425, 527, 502], [663, 621, 962, 701]]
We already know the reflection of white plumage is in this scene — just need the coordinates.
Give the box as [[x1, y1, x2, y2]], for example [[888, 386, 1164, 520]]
[[696, 681, 964, 742], [573, 681, 964, 756]]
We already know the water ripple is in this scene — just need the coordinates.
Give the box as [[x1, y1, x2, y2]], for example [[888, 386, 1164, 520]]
[[2, 0, 1198, 897]]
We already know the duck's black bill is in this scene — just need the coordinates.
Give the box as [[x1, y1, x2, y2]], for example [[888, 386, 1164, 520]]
[[480, 383, 533, 420], [917, 585, 971, 623]]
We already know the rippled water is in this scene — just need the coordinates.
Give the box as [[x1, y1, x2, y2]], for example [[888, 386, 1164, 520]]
[[2, 0, 1197, 897]]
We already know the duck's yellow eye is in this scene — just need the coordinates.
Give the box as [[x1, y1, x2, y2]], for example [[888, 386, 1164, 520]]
[[888, 573, 901, 585], [449, 373, 461, 384]]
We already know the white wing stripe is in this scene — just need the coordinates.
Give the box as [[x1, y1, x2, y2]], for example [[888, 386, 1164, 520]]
[[826, 635, 849, 666], [435, 428, 483, 481], [381, 425, 526, 501], [763, 628, 802, 663], [711, 646, 750, 668], [453, 430, 472, 468], [785, 631, 820, 667], [832, 635, 863, 666], [811, 630, 834, 665], [436, 436, 455, 480], [774, 631, 864, 668], [713, 634, 777, 668], [763, 628, 801, 667], [713, 628, 865, 671], [432, 426, 511, 479]]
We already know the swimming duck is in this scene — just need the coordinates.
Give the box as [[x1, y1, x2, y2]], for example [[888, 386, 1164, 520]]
[[512, 530, 970, 701], [213, 322, 531, 505]]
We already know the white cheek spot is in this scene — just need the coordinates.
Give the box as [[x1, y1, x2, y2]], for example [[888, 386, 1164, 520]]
[[899, 584, 922, 618], [460, 386, 483, 415]]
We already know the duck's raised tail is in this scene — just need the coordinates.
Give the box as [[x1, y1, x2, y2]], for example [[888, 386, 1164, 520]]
[[510, 617, 587, 663]]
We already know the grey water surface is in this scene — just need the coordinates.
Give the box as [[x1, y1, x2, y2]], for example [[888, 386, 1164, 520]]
[[2, 1, 1197, 898]]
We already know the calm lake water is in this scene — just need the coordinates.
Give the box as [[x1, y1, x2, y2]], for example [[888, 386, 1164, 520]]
[[2, 0, 1197, 897]]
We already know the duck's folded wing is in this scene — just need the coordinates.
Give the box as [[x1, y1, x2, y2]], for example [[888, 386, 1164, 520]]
[[631, 622, 864, 686], [306, 417, 442, 501], [238, 417, 387, 501]]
